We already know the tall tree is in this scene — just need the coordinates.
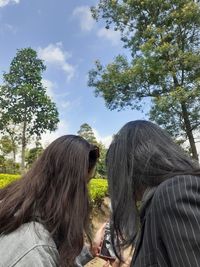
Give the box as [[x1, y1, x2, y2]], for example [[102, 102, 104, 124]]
[[0, 48, 59, 170], [97, 142, 107, 177], [77, 123, 107, 177], [0, 136, 13, 156], [77, 123, 98, 145], [0, 135, 19, 174], [25, 142, 43, 168], [0, 123, 19, 164], [89, 0, 200, 160], [150, 96, 200, 151]]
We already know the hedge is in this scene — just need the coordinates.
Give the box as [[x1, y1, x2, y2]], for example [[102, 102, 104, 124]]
[[0, 174, 108, 207], [88, 178, 108, 207], [0, 174, 21, 188]]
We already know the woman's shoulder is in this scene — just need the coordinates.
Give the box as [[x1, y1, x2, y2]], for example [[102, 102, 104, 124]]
[[152, 174, 200, 208], [27, 221, 57, 247], [0, 222, 58, 267], [156, 174, 200, 194]]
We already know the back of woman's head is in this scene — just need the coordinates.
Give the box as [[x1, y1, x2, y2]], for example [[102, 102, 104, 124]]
[[107, 120, 200, 250], [0, 135, 99, 267]]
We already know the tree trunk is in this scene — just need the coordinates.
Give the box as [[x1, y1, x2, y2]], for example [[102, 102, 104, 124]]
[[13, 148, 16, 174], [10, 136, 16, 173], [21, 120, 27, 172], [172, 75, 199, 161], [181, 102, 199, 161]]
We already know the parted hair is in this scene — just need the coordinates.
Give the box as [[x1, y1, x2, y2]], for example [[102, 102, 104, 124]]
[[0, 135, 99, 267]]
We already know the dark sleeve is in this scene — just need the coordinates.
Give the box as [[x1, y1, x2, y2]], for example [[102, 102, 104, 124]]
[[155, 175, 200, 267], [75, 245, 94, 267]]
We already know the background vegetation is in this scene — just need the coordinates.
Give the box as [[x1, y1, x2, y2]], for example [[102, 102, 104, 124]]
[[0, 173, 108, 207], [89, 0, 200, 160]]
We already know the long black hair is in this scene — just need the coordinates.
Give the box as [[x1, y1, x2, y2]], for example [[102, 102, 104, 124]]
[[106, 120, 200, 253], [0, 135, 99, 267]]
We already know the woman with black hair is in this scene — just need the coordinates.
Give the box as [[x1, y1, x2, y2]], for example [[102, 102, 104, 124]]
[[0, 135, 100, 267], [106, 120, 200, 267]]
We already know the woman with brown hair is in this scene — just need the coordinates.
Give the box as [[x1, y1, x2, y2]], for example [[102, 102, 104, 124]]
[[0, 135, 100, 267]]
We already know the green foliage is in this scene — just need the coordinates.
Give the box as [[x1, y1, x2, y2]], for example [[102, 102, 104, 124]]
[[0, 135, 20, 174], [25, 143, 43, 167], [0, 174, 108, 208], [78, 123, 98, 145], [89, 0, 200, 160], [0, 158, 20, 174], [0, 173, 20, 188], [0, 48, 59, 169], [77, 123, 108, 177], [0, 156, 6, 173], [0, 136, 13, 155], [0, 125, 19, 161], [89, 178, 108, 207], [96, 142, 107, 177]]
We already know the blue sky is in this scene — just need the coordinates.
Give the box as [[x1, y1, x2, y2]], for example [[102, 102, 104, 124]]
[[0, 0, 149, 147]]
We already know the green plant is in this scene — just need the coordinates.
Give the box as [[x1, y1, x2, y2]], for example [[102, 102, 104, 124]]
[[0, 174, 21, 188], [0, 174, 109, 208], [88, 178, 108, 208]]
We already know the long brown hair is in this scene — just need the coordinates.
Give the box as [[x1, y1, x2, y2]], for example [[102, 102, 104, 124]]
[[0, 135, 99, 267]]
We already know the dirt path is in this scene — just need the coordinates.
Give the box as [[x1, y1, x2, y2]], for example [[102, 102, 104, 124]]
[[86, 198, 133, 266], [86, 198, 111, 266]]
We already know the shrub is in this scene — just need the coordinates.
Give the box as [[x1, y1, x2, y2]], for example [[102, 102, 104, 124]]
[[0, 174, 109, 208], [88, 178, 108, 208], [0, 174, 21, 188]]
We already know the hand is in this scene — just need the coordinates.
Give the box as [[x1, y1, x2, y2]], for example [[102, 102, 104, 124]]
[[91, 223, 107, 256], [102, 259, 120, 267], [103, 260, 110, 267], [102, 256, 132, 267]]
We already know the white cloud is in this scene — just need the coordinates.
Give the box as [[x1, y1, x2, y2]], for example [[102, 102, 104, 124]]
[[38, 43, 75, 81], [4, 24, 15, 31], [92, 128, 113, 148], [0, 23, 17, 34], [0, 0, 19, 7], [61, 101, 71, 109], [40, 120, 69, 148], [97, 28, 121, 46], [60, 97, 81, 111], [73, 6, 95, 32], [42, 79, 56, 99]]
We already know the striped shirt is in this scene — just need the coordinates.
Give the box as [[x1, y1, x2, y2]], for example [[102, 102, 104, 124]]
[[131, 175, 200, 267]]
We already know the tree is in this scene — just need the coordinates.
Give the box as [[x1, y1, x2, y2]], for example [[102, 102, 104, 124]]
[[0, 48, 59, 170], [150, 96, 200, 151], [0, 136, 13, 156], [0, 136, 20, 173], [0, 123, 19, 164], [26, 142, 43, 167], [97, 142, 107, 177], [0, 155, 6, 173], [89, 0, 200, 160], [77, 123, 98, 145], [77, 123, 107, 177]]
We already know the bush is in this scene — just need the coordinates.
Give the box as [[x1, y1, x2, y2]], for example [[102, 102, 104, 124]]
[[0, 158, 20, 174], [0, 174, 109, 208], [0, 174, 21, 188], [88, 178, 108, 208]]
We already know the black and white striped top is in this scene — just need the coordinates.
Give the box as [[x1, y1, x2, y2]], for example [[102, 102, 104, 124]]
[[131, 175, 200, 267]]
